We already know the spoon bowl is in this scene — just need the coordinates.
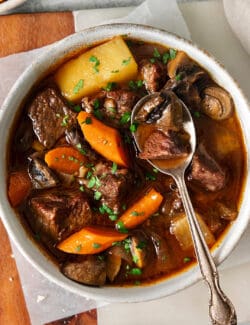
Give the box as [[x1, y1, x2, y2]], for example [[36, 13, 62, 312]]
[[131, 91, 237, 325]]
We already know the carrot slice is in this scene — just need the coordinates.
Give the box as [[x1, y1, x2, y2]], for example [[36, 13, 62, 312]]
[[8, 171, 32, 207], [116, 188, 163, 230], [57, 226, 128, 255], [45, 146, 86, 174], [77, 111, 129, 167]]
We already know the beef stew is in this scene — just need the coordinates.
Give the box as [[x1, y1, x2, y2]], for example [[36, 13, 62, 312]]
[[7, 36, 246, 287]]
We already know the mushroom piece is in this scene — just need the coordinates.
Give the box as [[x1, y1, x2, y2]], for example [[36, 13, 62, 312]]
[[201, 86, 234, 120], [130, 230, 150, 268], [28, 157, 59, 189]]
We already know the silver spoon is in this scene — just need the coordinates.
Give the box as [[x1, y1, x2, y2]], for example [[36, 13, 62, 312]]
[[131, 92, 237, 325]]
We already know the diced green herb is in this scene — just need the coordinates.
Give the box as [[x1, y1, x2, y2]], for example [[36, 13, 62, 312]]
[[145, 172, 156, 181], [149, 58, 156, 63], [86, 171, 93, 179], [125, 39, 133, 47], [87, 176, 97, 188], [76, 143, 87, 155], [132, 255, 139, 263], [68, 156, 75, 161], [79, 185, 85, 192], [175, 73, 182, 81], [93, 98, 100, 109], [129, 268, 142, 275], [120, 111, 131, 124], [128, 79, 144, 90], [94, 191, 102, 200], [153, 168, 158, 173], [162, 52, 170, 64], [123, 238, 131, 251], [131, 211, 145, 216], [73, 79, 84, 94], [130, 122, 138, 133], [109, 214, 118, 221], [194, 111, 201, 118], [103, 82, 117, 91], [73, 105, 81, 113], [89, 55, 100, 73], [61, 115, 69, 127], [75, 244, 82, 252], [169, 48, 177, 60], [122, 57, 131, 66], [183, 257, 191, 263], [111, 162, 118, 174], [97, 255, 105, 261], [122, 204, 127, 211], [56, 113, 61, 118], [93, 109, 103, 120], [81, 117, 92, 124], [153, 47, 161, 58], [107, 106, 116, 114], [116, 221, 128, 234], [92, 242, 101, 249]]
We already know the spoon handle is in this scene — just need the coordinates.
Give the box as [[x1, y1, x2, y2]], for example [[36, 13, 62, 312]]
[[174, 173, 237, 325]]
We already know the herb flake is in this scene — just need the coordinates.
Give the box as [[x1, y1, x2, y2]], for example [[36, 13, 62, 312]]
[[73, 79, 84, 94]]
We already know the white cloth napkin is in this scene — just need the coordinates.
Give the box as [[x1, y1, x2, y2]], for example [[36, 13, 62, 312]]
[[0, 1, 190, 324], [223, 0, 250, 56]]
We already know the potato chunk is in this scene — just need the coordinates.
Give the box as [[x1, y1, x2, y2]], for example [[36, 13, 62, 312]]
[[170, 212, 215, 251], [55, 36, 138, 101]]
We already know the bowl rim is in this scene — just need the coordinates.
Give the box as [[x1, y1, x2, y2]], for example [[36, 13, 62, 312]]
[[1, 23, 250, 303], [0, 0, 26, 13]]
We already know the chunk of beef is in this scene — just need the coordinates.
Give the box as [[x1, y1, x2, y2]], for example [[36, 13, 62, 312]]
[[139, 130, 189, 160], [80, 161, 131, 212], [28, 157, 59, 189], [62, 255, 106, 286], [28, 87, 76, 149], [188, 144, 226, 191], [29, 189, 93, 243], [82, 90, 138, 127], [140, 59, 167, 93]]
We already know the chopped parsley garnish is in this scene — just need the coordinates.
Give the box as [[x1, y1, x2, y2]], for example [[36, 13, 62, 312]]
[[123, 238, 131, 251], [73, 104, 81, 113], [132, 255, 139, 264], [61, 115, 69, 127], [89, 55, 100, 73], [122, 204, 127, 211], [87, 176, 100, 188], [82, 117, 92, 124], [75, 244, 82, 252], [94, 191, 102, 200], [183, 257, 191, 263], [99, 203, 118, 221], [109, 214, 118, 221], [169, 48, 177, 60], [120, 111, 131, 124], [103, 82, 117, 91], [129, 268, 142, 275], [149, 58, 156, 63], [128, 80, 144, 90], [93, 99, 100, 109], [153, 47, 161, 58], [162, 52, 170, 64], [107, 106, 116, 114], [194, 111, 201, 118], [153, 168, 158, 173], [79, 185, 85, 192], [131, 211, 145, 216], [175, 73, 182, 81], [97, 255, 105, 261], [145, 171, 156, 181], [123, 134, 132, 144], [93, 109, 103, 120], [130, 122, 138, 133], [111, 162, 118, 174], [116, 221, 128, 234], [73, 79, 84, 94], [76, 143, 87, 155], [92, 243, 101, 249], [122, 57, 131, 66]]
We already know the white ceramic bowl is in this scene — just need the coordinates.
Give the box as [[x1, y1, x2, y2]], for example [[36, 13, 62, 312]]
[[1, 24, 250, 303], [0, 0, 26, 13]]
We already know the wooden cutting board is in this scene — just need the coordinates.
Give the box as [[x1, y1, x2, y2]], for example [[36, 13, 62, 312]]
[[0, 12, 97, 325]]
